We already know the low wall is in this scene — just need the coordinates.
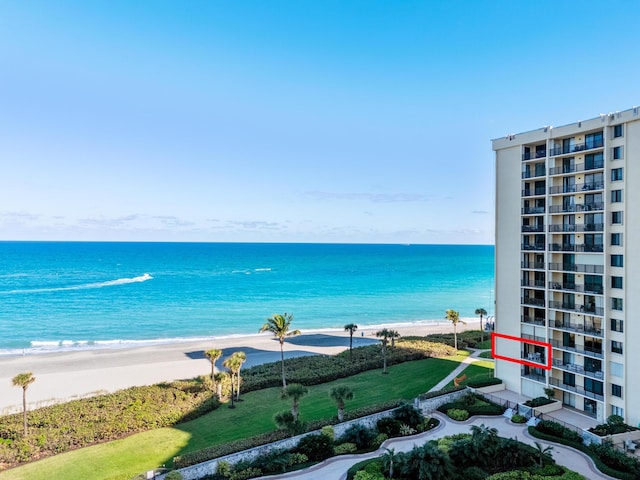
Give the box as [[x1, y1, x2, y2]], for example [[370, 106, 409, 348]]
[[532, 401, 562, 415], [472, 383, 505, 394], [582, 428, 640, 446], [161, 389, 468, 480]]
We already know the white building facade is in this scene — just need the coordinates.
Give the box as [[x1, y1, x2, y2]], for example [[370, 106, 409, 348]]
[[492, 107, 640, 426]]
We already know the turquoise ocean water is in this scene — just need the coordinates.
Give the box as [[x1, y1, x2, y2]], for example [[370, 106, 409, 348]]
[[0, 242, 494, 355]]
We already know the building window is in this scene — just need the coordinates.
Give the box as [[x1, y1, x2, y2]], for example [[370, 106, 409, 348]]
[[612, 384, 623, 398], [611, 168, 623, 181], [611, 255, 624, 267], [611, 341, 623, 354], [611, 276, 623, 289], [610, 361, 624, 377], [585, 132, 604, 149], [613, 124, 623, 138], [612, 405, 624, 418], [584, 378, 603, 395], [611, 233, 622, 246], [611, 318, 624, 333], [611, 298, 623, 311], [613, 146, 623, 160], [563, 371, 576, 387], [612, 211, 623, 224], [611, 190, 623, 202]]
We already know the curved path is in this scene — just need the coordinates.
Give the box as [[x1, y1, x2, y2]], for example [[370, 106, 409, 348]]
[[270, 351, 616, 480]]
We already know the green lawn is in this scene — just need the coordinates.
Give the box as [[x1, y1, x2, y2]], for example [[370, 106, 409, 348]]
[[446, 359, 495, 388], [3, 353, 468, 480]]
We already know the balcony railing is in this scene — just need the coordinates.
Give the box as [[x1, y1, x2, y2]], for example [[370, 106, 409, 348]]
[[548, 301, 604, 316], [522, 169, 546, 179], [522, 333, 546, 343], [548, 223, 604, 233], [521, 315, 546, 326], [523, 352, 546, 364], [522, 150, 547, 161], [522, 297, 545, 307], [549, 243, 576, 252], [521, 279, 546, 288], [548, 282, 603, 294], [522, 244, 546, 251], [549, 182, 604, 194], [549, 140, 604, 156], [551, 360, 604, 380], [548, 263, 604, 274], [548, 160, 604, 175], [521, 261, 545, 269], [521, 368, 546, 383], [575, 244, 604, 253], [551, 321, 603, 337], [522, 225, 544, 232], [522, 206, 545, 214], [549, 377, 604, 401], [548, 202, 604, 214], [550, 339, 603, 359], [522, 187, 547, 197]]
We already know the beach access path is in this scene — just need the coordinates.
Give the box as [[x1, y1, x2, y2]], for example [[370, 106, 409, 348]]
[[0, 320, 480, 414]]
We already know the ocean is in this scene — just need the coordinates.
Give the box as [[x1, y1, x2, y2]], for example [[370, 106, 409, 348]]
[[0, 242, 494, 355]]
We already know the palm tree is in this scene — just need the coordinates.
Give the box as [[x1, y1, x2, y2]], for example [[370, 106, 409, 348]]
[[389, 330, 400, 349], [259, 313, 301, 388], [204, 349, 223, 393], [376, 329, 392, 373], [232, 351, 247, 402], [445, 309, 465, 350], [533, 441, 554, 467], [382, 447, 398, 479], [475, 308, 487, 344], [12, 372, 35, 436], [329, 385, 353, 422], [344, 323, 358, 360], [281, 383, 308, 420], [223, 354, 242, 408]]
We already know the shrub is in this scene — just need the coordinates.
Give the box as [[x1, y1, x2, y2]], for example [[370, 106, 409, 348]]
[[524, 396, 555, 408], [392, 403, 424, 429], [535, 420, 582, 444], [399, 424, 416, 436], [340, 424, 377, 450], [296, 434, 334, 461], [353, 471, 384, 480], [372, 433, 388, 448], [288, 452, 308, 466], [229, 467, 262, 480], [447, 408, 469, 421], [216, 461, 232, 476], [376, 417, 401, 436], [165, 472, 184, 480], [461, 466, 489, 479], [511, 414, 527, 424], [467, 377, 502, 388], [417, 385, 465, 401], [320, 425, 335, 440], [589, 443, 640, 477], [334, 442, 358, 454]]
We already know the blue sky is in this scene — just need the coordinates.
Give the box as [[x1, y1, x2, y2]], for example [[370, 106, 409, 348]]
[[1, 1, 638, 244]]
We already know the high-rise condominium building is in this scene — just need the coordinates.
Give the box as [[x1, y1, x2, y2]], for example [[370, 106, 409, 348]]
[[492, 106, 640, 425]]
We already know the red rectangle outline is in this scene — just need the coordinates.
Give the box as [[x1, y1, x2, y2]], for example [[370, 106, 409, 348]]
[[491, 332, 552, 370]]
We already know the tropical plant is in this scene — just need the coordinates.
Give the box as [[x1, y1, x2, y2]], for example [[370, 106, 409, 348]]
[[445, 309, 465, 350], [389, 330, 401, 349], [543, 387, 556, 400], [273, 410, 304, 436], [340, 423, 376, 450], [475, 308, 487, 343], [233, 351, 247, 401], [376, 328, 392, 373], [259, 313, 301, 388], [204, 349, 223, 393], [281, 383, 308, 420], [344, 323, 358, 360], [12, 372, 35, 436], [223, 353, 243, 408], [533, 441, 554, 467], [382, 447, 398, 479], [330, 385, 354, 422], [397, 442, 455, 480]]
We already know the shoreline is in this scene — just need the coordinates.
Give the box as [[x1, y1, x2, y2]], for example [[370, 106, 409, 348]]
[[0, 318, 483, 414]]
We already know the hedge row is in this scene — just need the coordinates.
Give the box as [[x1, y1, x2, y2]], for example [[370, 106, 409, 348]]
[[467, 377, 503, 388]]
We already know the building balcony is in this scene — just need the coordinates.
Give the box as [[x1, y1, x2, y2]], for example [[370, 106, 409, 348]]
[[548, 223, 603, 233], [522, 297, 545, 307], [522, 206, 546, 214], [550, 339, 603, 359], [522, 169, 546, 179], [548, 243, 604, 253], [549, 182, 604, 195], [522, 244, 546, 251], [575, 244, 604, 253], [523, 352, 546, 364], [548, 377, 604, 401], [549, 282, 602, 294], [548, 263, 604, 274], [521, 367, 546, 383], [552, 360, 604, 380], [548, 202, 604, 214], [522, 225, 544, 232], [551, 320, 603, 337], [522, 150, 547, 161], [548, 160, 604, 176], [521, 315, 546, 326], [521, 261, 545, 270], [548, 243, 576, 252], [549, 140, 604, 156], [521, 279, 545, 288], [548, 301, 604, 316], [522, 187, 547, 197]]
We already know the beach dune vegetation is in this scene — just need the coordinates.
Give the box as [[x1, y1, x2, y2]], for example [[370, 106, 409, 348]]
[[259, 313, 301, 388]]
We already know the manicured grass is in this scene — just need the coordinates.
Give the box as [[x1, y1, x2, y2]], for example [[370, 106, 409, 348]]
[[446, 359, 495, 388], [3, 354, 468, 480], [479, 350, 494, 359]]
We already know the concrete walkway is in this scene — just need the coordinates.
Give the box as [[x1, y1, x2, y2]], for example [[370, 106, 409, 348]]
[[269, 351, 617, 480], [272, 412, 617, 480]]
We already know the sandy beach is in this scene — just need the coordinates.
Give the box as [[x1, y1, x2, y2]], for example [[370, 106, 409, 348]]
[[0, 319, 481, 415]]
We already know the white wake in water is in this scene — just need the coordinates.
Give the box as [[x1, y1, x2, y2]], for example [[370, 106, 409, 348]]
[[2, 273, 153, 294]]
